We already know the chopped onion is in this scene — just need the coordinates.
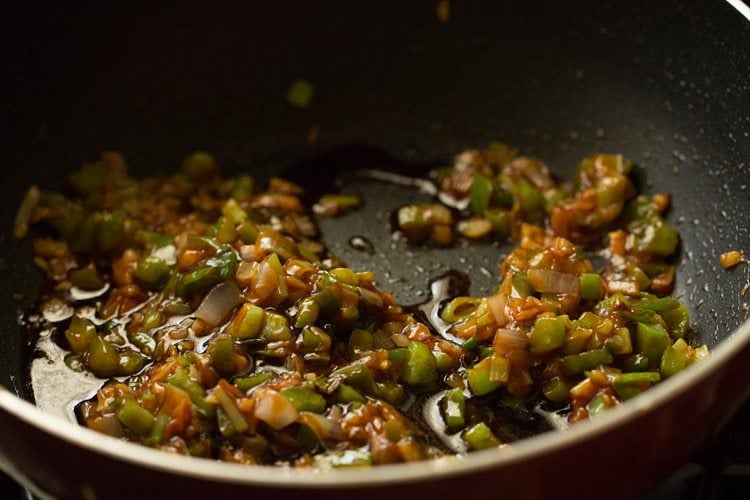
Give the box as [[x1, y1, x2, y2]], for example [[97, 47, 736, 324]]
[[251, 259, 279, 300], [494, 328, 528, 349], [253, 388, 298, 430], [487, 293, 507, 326], [298, 412, 345, 443], [510, 157, 554, 190], [527, 269, 579, 294], [194, 280, 243, 327], [359, 287, 384, 307], [458, 217, 493, 239], [87, 413, 124, 438], [391, 332, 410, 347]]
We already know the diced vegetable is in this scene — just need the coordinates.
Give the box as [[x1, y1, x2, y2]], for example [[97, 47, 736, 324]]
[[229, 303, 265, 339], [463, 423, 501, 450], [441, 388, 466, 431], [579, 273, 602, 300], [70, 265, 105, 290], [612, 371, 661, 400], [660, 338, 690, 377], [636, 322, 670, 368], [134, 256, 169, 288], [87, 336, 121, 377], [529, 316, 566, 354], [467, 356, 506, 395], [117, 401, 155, 436], [280, 387, 327, 414], [400, 342, 438, 386], [65, 315, 97, 354], [23, 145, 707, 467], [561, 349, 613, 376], [470, 175, 493, 215]]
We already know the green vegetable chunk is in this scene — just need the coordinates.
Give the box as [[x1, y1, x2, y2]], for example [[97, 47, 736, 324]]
[[235, 372, 276, 392], [467, 356, 505, 395], [261, 312, 292, 341], [182, 151, 218, 181], [579, 273, 602, 300], [118, 350, 146, 375], [336, 384, 365, 403], [96, 211, 127, 253], [442, 388, 466, 431], [470, 175, 493, 215], [134, 256, 169, 288], [117, 400, 156, 436], [612, 371, 661, 400], [330, 363, 376, 394], [636, 322, 670, 368], [167, 368, 215, 418], [463, 422, 501, 450], [661, 338, 690, 377], [230, 303, 265, 339], [208, 336, 236, 374], [400, 341, 438, 386], [561, 349, 613, 376], [87, 336, 121, 377], [660, 303, 690, 339], [70, 265, 104, 290], [295, 298, 320, 328], [65, 315, 97, 353], [529, 316, 566, 354], [542, 377, 570, 403], [231, 175, 254, 201], [281, 387, 327, 413]]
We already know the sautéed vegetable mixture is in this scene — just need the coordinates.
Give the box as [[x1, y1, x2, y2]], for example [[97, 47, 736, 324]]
[[20, 147, 707, 466]]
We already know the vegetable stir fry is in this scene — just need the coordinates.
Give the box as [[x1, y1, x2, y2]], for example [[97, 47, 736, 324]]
[[22, 147, 706, 466]]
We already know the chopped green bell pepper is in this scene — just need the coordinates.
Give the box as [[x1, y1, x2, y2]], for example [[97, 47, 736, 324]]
[[463, 422, 501, 450], [281, 387, 327, 414], [400, 341, 438, 386]]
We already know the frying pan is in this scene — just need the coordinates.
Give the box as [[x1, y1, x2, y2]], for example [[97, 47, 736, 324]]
[[1, 1, 749, 498]]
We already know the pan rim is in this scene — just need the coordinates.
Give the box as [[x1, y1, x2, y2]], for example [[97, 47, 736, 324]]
[[2, 316, 749, 488]]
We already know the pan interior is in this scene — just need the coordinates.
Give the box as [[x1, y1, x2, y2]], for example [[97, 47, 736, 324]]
[[1, 1, 748, 417]]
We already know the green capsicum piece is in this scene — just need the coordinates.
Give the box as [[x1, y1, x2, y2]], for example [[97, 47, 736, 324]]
[[400, 341, 438, 386]]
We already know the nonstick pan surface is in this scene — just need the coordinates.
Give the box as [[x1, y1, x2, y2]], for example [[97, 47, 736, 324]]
[[0, 1, 749, 499]]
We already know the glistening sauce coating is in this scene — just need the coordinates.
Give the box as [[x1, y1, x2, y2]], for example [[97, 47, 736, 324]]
[[21, 147, 707, 466]]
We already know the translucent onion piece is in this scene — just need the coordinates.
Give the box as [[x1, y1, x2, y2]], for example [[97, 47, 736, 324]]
[[252, 259, 279, 300], [487, 293, 507, 326], [253, 388, 298, 430], [494, 328, 528, 350], [511, 157, 555, 190], [527, 269, 579, 294], [391, 332, 410, 347], [194, 280, 243, 327], [298, 411, 345, 443]]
